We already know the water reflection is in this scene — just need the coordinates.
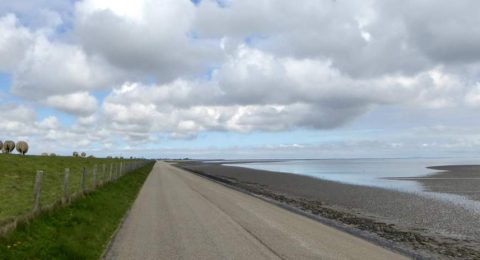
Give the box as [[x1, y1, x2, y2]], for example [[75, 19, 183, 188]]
[[224, 158, 480, 211]]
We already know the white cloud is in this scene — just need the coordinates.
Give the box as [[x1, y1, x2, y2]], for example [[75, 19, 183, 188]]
[[465, 84, 480, 108], [0, 0, 73, 28], [37, 116, 60, 129], [74, 0, 220, 82], [0, 14, 33, 71], [43, 92, 98, 116], [97, 45, 479, 139], [11, 36, 119, 99], [0, 104, 36, 136], [2, 0, 480, 156]]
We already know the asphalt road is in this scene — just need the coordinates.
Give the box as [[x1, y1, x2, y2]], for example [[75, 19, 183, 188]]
[[105, 162, 407, 260]]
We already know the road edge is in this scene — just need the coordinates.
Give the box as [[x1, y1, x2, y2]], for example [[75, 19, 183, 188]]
[[101, 162, 157, 259]]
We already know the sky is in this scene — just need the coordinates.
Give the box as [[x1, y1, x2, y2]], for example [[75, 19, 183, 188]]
[[1, 0, 480, 159]]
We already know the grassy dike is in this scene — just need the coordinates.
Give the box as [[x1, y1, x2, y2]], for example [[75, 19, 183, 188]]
[[0, 161, 154, 259], [0, 154, 141, 225]]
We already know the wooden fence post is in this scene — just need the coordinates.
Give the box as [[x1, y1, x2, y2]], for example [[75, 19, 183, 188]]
[[109, 163, 113, 182], [63, 168, 70, 203], [93, 164, 97, 189], [32, 170, 43, 213], [81, 167, 87, 193], [102, 164, 106, 185]]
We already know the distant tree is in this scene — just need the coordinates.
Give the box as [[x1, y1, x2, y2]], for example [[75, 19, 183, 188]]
[[15, 141, 29, 155], [2, 140, 15, 154], [81, 152, 86, 158], [0, 141, 3, 152], [41, 152, 48, 156], [73, 151, 79, 157]]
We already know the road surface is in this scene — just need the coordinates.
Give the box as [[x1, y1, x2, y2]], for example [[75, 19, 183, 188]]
[[105, 161, 407, 260]]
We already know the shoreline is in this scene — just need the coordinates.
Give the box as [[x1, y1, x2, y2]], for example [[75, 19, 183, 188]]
[[176, 161, 480, 259]]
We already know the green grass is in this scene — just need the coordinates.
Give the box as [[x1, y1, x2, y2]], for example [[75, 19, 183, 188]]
[[0, 161, 154, 259], [0, 154, 142, 226]]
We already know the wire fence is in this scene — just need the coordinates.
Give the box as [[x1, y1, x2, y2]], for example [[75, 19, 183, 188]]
[[0, 160, 151, 236]]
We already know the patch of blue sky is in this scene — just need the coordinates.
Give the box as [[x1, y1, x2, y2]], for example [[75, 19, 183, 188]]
[[215, 0, 230, 8], [0, 0, 75, 28], [190, 0, 230, 8], [187, 30, 200, 40], [36, 107, 75, 126], [91, 89, 111, 103], [0, 73, 23, 103], [54, 18, 73, 35], [0, 72, 11, 89], [244, 34, 269, 46], [200, 65, 220, 80], [191, 0, 202, 5], [144, 76, 157, 84]]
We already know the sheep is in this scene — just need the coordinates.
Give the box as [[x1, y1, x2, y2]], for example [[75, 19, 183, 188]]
[[81, 152, 86, 158], [15, 141, 29, 155], [2, 140, 15, 154], [73, 151, 79, 157]]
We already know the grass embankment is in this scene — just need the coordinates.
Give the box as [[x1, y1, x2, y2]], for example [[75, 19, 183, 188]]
[[0, 161, 154, 259], [0, 154, 138, 226]]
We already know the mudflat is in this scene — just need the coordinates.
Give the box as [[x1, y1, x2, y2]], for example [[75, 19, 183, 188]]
[[178, 161, 480, 259], [390, 165, 480, 201]]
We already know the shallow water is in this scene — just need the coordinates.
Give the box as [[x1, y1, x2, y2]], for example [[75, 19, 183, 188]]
[[224, 158, 480, 211]]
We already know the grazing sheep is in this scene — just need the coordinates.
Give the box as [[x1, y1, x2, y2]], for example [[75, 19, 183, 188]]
[[2, 140, 15, 154], [81, 152, 86, 158], [73, 151, 79, 157], [16, 141, 29, 155]]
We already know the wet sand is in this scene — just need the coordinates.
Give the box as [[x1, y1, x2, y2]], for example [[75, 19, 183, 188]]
[[176, 161, 480, 259], [391, 165, 480, 201]]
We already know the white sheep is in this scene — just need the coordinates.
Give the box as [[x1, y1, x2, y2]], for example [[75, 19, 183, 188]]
[[2, 140, 15, 154], [16, 141, 29, 155]]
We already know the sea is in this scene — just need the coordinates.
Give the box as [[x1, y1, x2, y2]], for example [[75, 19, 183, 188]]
[[224, 157, 480, 211]]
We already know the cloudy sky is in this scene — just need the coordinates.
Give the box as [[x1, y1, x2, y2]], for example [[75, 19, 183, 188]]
[[1, 0, 480, 159]]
